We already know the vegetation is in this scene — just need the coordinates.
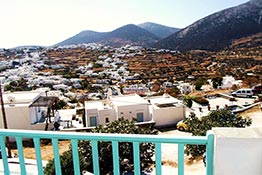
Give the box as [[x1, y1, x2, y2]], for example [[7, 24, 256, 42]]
[[4, 78, 32, 91], [51, 99, 67, 110], [183, 96, 193, 108], [192, 96, 209, 105], [166, 86, 181, 98], [184, 110, 252, 158], [194, 78, 206, 91], [211, 76, 223, 89], [44, 118, 156, 175]]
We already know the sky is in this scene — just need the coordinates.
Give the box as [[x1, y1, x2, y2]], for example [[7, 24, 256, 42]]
[[0, 0, 250, 48]]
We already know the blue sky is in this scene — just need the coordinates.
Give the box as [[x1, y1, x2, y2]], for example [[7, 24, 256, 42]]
[[0, 0, 249, 48]]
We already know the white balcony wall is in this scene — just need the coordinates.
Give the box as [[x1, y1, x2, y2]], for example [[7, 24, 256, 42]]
[[213, 127, 262, 175]]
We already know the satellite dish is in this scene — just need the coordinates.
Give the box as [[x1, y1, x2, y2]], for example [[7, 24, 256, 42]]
[[7, 96, 16, 103]]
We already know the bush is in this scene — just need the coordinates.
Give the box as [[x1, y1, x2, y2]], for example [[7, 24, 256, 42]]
[[192, 96, 209, 105], [184, 110, 252, 158], [44, 118, 156, 175], [183, 96, 193, 108]]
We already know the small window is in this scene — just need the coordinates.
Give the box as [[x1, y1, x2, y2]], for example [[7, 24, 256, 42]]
[[105, 117, 109, 123], [120, 112, 124, 114]]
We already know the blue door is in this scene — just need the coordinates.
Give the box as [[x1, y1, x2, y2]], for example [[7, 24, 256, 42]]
[[90, 116, 97, 126], [136, 113, 144, 122]]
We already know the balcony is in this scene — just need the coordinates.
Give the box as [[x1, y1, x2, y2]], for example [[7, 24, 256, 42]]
[[0, 129, 214, 175]]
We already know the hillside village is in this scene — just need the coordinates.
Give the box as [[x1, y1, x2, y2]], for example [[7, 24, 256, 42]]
[[0, 42, 261, 131]]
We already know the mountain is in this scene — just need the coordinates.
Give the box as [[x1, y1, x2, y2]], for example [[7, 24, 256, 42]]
[[100, 24, 159, 46], [56, 24, 159, 47], [155, 0, 262, 52], [138, 22, 180, 38], [56, 30, 106, 46]]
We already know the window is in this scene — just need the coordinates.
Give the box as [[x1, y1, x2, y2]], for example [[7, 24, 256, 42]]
[[90, 116, 97, 127], [136, 112, 144, 122], [105, 117, 109, 123]]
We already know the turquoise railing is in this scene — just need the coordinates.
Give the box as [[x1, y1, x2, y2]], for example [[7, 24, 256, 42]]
[[0, 129, 214, 175]]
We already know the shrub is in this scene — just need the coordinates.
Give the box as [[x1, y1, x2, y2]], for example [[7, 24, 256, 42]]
[[44, 118, 156, 175], [184, 110, 252, 158], [192, 96, 209, 105]]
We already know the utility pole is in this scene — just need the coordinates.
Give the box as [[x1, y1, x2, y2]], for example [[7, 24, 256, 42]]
[[0, 82, 12, 158]]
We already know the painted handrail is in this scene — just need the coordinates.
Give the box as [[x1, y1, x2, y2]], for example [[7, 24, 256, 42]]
[[0, 129, 214, 175]]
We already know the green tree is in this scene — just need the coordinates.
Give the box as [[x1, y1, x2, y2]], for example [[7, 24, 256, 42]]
[[52, 99, 67, 110], [212, 76, 223, 89], [5, 78, 32, 91], [194, 78, 206, 91], [184, 110, 252, 158], [44, 118, 156, 175], [183, 96, 193, 108]]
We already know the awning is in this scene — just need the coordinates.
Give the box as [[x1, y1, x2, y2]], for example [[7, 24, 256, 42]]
[[29, 96, 59, 108]]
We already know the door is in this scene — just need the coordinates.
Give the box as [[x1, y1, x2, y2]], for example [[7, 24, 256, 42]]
[[136, 113, 144, 122], [90, 116, 97, 127]]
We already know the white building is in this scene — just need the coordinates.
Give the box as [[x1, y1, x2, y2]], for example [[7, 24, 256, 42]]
[[85, 94, 185, 128], [147, 94, 185, 128], [221, 75, 241, 89], [85, 94, 151, 127], [85, 101, 115, 127], [0, 91, 44, 130], [110, 94, 150, 122]]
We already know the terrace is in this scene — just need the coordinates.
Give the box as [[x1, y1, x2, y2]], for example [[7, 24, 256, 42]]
[[0, 129, 214, 175]]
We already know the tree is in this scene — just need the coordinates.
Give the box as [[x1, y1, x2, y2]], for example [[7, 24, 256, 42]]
[[184, 110, 252, 158], [51, 99, 67, 110], [194, 78, 206, 91], [167, 86, 181, 98], [44, 118, 156, 175], [183, 96, 193, 108], [211, 76, 223, 89], [5, 78, 32, 91]]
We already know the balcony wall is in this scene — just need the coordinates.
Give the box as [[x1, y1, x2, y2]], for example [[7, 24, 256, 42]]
[[213, 127, 262, 175], [0, 129, 214, 175]]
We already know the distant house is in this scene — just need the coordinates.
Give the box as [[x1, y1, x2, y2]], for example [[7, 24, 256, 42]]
[[221, 75, 241, 89], [122, 84, 149, 95], [53, 84, 70, 91], [177, 82, 192, 94]]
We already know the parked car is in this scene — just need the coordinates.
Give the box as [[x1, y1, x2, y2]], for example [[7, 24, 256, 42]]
[[231, 88, 254, 98], [177, 120, 188, 131]]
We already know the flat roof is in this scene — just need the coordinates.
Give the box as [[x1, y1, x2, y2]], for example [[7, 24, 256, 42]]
[[3, 91, 40, 104], [85, 101, 106, 110], [147, 94, 181, 105], [110, 94, 149, 106]]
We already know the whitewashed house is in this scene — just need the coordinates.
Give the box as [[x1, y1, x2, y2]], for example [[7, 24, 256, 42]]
[[221, 75, 241, 89], [177, 82, 192, 94], [147, 94, 185, 128], [85, 101, 115, 127], [85, 94, 151, 127], [0, 91, 57, 130], [110, 94, 150, 122], [84, 94, 186, 128]]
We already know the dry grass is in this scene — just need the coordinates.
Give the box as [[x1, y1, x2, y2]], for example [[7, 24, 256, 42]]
[[11, 140, 71, 161]]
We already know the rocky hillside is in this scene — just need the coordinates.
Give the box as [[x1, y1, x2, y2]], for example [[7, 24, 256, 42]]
[[138, 22, 179, 38], [155, 0, 262, 52]]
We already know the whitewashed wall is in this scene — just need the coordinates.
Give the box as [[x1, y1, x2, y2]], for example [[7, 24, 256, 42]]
[[213, 127, 262, 175]]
